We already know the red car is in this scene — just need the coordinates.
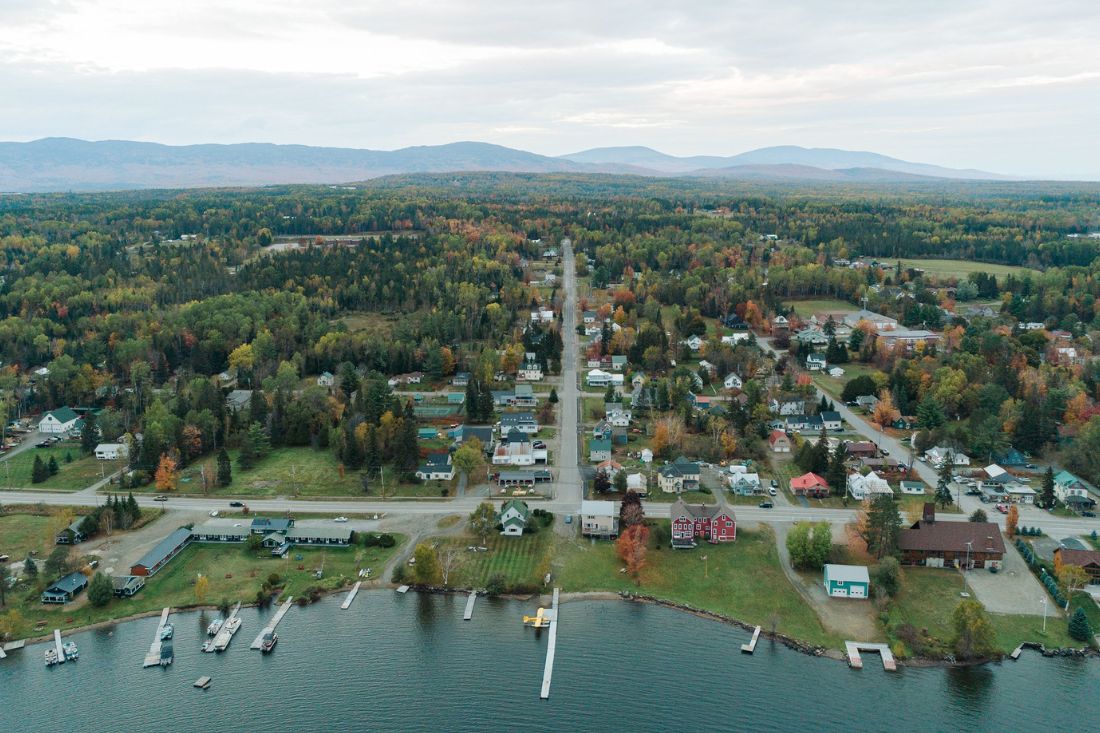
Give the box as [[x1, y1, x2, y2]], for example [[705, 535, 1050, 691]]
[[996, 503, 1009, 514]]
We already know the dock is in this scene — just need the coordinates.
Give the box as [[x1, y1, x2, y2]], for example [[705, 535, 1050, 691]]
[[251, 598, 293, 650], [0, 640, 25, 659], [539, 588, 560, 700], [341, 581, 361, 610], [143, 607, 172, 668], [741, 626, 762, 654], [193, 676, 212, 689], [396, 585, 410, 594], [53, 630, 65, 664], [845, 641, 897, 671], [463, 591, 477, 620], [1011, 645, 1023, 660], [206, 602, 242, 652]]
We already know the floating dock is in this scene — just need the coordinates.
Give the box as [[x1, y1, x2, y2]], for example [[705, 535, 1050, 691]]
[[464, 591, 477, 620], [53, 630, 65, 665], [143, 608, 172, 668], [1011, 645, 1023, 660], [251, 598, 293, 650], [1, 640, 25, 660], [845, 641, 897, 671], [540, 588, 560, 700], [193, 676, 212, 689], [396, 585, 410, 594], [741, 626, 762, 654], [341, 582, 361, 610], [206, 602, 242, 652]]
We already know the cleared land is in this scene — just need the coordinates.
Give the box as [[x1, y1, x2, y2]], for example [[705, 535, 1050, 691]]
[[435, 531, 554, 591], [788, 299, 858, 318], [0, 513, 56, 563], [2, 444, 109, 491], [888, 258, 1032, 279]]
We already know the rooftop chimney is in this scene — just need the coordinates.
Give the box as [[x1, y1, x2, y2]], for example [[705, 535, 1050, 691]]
[[922, 502, 936, 524]]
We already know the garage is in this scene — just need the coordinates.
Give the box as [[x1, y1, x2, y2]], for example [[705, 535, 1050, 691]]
[[824, 564, 871, 599]]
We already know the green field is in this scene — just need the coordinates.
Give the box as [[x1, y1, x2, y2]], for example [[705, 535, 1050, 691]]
[[555, 525, 844, 649], [788, 299, 858, 318], [437, 531, 554, 590], [1, 537, 404, 639], [0, 513, 56, 562], [1, 444, 110, 491], [813, 364, 885, 400], [889, 258, 1032, 279]]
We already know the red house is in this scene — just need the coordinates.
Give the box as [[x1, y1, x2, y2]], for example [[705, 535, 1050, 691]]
[[790, 472, 830, 498], [670, 498, 737, 548]]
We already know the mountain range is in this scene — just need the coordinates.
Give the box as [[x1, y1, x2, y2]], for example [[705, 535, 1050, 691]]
[[0, 138, 1013, 192]]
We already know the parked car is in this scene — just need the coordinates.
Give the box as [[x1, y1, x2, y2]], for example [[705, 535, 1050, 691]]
[[758, 500, 773, 509], [880, 448, 890, 456], [768, 487, 777, 497], [1025, 463, 1037, 469], [333, 516, 348, 523], [564, 515, 572, 524], [153, 495, 168, 502], [995, 504, 1009, 514], [35, 441, 50, 448], [0, 554, 10, 563], [770, 479, 779, 489], [229, 501, 244, 508], [1083, 510, 1097, 518], [209, 510, 219, 517]]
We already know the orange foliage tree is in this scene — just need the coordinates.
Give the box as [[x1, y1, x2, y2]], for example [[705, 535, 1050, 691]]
[[155, 453, 179, 492], [1005, 504, 1018, 538], [616, 524, 651, 584]]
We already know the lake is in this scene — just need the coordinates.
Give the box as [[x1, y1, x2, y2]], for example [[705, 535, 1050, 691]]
[[0, 591, 1096, 732]]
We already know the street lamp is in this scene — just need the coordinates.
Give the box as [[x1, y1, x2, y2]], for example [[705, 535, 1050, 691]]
[[701, 554, 709, 579], [1039, 596, 1048, 633], [962, 540, 973, 591]]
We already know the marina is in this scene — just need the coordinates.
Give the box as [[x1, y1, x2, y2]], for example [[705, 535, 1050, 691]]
[[340, 581, 361, 610], [143, 608, 173, 668], [204, 602, 242, 652], [251, 598, 293, 650], [463, 591, 477, 620]]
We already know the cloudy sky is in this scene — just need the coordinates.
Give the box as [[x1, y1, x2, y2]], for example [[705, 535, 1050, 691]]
[[2, 0, 1099, 177]]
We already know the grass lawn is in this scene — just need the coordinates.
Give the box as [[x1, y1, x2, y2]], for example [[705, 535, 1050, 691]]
[[888, 258, 1032, 280], [1, 444, 110, 491], [884, 568, 1076, 656], [788, 299, 858, 318], [813, 364, 884, 400], [434, 530, 554, 590], [1, 537, 404, 639], [582, 397, 606, 421], [555, 525, 844, 649], [0, 513, 56, 562], [641, 490, 717, 505]]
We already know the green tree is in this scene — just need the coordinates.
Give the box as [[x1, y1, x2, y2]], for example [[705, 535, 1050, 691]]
[[870, 557, 900, 597], [935, 454, 954, 509], [826, 440, 848, 497], [1068, 607, 1093, 642], [858, 494, 901, 559], [917, 396, 947, 430], [412, 543, 441, 585], [787, 522, 831, 569], [468, 502, 496, 544], [613, 469, 628, 493], [1040, 466, 1055, 509], [44, 546, 71, 578], [969, 509, 988, 523], [394, 414, 419, 474], [950, 599, 997, 660], [23, 555, 37, 579], [548, 387, 559, 404], [216, 448, 232, 487], [238, 421, 271, 470], [31, 455, 48, 484], [47, 455, 59, 476], [452, 440, 484, 480], [80, 411, 98, 453], [87, 571, 113, 607]]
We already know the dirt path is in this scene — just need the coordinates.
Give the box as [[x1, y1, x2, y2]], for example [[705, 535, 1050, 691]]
[[92, 508, 209, 576]]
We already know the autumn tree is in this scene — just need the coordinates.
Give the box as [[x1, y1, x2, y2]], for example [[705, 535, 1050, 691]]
[[412, 543, 441, 585], [1058, 564, 1090, 609], [619, 491, 645, 528], [452, 439, 485, 480], [436, 546, 462, 587], [468, 502, 497, 544], [950, 599, 997, 660], [1005, 504, 1018, 537], [616, 524, 650, 584], [155, 454, 178, 492], [872, 389, 901, 428], [195, 574, 210, 604]]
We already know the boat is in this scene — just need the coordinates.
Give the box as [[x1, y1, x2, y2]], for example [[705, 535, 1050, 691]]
[[209, 616, 241, 652], [44, 648, 59, 666], [200, 640, 213, 653], [206, 619, 223, 636], [62, 641, 79, 661], [159, 623, 174, 641], [260, 631, 278, 653], [159, 642, 173, 667]]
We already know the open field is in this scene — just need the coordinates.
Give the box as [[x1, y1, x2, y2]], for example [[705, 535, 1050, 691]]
[[1, 444, 111, 491], [814, 364, 885, 400], [887, 258, 1033, 279], [0, 513, 56, 563], [555, 525, 845, 649], [434, 530, 554, 590], [788, 299, 858, 318], [0, 537, 404, 639]]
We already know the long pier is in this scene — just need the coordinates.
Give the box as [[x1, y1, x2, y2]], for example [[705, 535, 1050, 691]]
[[206, 602, 242, 652], [464, 591, 477, 620], [143, 607, 171, 667], [741, 626, 762, 654], [341, 582, 361, 610], [53, 629, 65, 664], [540, 588, 560, 700], [251, 598, 293, 650], [845, 641, 897, 671]]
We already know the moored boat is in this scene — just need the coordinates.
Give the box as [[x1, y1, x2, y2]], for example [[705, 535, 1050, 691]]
[[62, 641, 79, 661], [206, 619, 223, 636], [260, 631, 278, 653], [44, 648, 59, 666], [159, 623, 174, 641]]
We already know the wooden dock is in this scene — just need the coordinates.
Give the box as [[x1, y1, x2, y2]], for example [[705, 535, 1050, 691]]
[[143, 607, 172, 668], [53, 630, 65, 664], [341, 582, 361, 610], [1010, 644, 1023, 660], [207, 602, 242, 652], [396, 585, 410, 594], [463, 591, 477, 620], [741, 626, 762, 654], [251, 598, 293, 650], [845, 641, 897, 671], [193, 676, 212, 689], [0, 640, 25, 659], [540, 588, 560, 700]]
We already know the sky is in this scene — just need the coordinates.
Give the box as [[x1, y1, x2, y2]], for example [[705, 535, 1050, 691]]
[[1, 0, 1099, 178]]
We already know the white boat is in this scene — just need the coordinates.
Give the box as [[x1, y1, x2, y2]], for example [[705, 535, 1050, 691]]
[[206, 619, 223, 636], [45, 648, 59, 666], [62, 641, 79, 661], [159, 623, 174, 641]]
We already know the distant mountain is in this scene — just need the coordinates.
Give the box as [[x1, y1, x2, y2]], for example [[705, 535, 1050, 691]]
[[0, 137, 1010, 192], [560, 144, 1009, 180]]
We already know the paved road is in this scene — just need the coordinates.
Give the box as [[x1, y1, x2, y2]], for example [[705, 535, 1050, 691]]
[[554, 237, 582, 506]]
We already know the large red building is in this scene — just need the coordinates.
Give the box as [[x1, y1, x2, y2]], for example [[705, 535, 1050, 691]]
[[670, 499, 737, 549]]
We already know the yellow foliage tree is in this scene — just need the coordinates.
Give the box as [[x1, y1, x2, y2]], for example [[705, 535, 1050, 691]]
[[194, 574, 210, 604], [155, 454, 179, 492], [872, 390, 901, 428]]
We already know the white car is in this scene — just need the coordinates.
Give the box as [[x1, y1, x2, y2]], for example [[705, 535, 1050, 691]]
[[209, 510, 219, 517], [333, 516, 348, 523]]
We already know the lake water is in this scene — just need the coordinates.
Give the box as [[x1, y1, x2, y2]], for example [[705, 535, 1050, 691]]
[[0, 591, 1096, 732]]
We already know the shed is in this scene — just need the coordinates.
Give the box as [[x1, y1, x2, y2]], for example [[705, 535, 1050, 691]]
[[130, 528, 193, 577], [823, 564, 870, 599]]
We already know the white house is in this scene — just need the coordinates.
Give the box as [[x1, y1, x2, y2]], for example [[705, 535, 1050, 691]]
[[607, 410, 632, 428], [415, 453, 455, 481], [639, 448, 654, 464], [499, 500, 530, 536], [317, 371, 335, 387], [39, 407, 81, 434], [723, 373, 743, 390], [698, 359, 717, 375], [626, 473, 647, 494], [925, 446, 971, 468], [94, 443, 129, 461], [820, 411, 843, 431], [828, 366, 845, 378], [518, 353, 543, 381], [806, 354, 827, 371], [683, 335, 705, 351], [499, 413, 539, 436], [847, 471, 893, 501], [586, 369, 623, 388], [721, 333, 751, 345], [843, 309, 898, 331], [579, 500, 619, 538]]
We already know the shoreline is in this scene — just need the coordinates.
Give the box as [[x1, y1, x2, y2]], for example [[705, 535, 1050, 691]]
[[10, 584, 1096, 669]]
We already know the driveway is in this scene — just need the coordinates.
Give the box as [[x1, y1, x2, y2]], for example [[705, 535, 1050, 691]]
[[964, 541, 1060, 617]]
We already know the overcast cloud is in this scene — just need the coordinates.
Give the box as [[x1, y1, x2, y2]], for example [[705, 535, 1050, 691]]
[[1, 0, 1098, 177]]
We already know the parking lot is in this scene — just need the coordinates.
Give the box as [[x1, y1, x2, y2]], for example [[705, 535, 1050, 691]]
[[965, 542, 1058, 617]]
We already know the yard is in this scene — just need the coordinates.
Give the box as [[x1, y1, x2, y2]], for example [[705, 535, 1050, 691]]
[[433, 530, 554, 591], [887, 258, 1033, 280], [787, 298, 858, 319], [0, 513, 57, 563], [813, 364, 885, 400], [2, 443, 110, 491], [554, 524, 845, 650], [0, 537, 404, 640]]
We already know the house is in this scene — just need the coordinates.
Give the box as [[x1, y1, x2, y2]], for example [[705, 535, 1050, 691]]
[[215, 368, 238, 389], [454, 425, 496, 452], [626, 473, 647, 494], [854, 395, 879, 411], [579, 500, 619, 538], [723, 373, 743, 390], [607, 409, 632, 428], [899, 505, 1005, 569], [111, 575, 145, 597], [847, 471, 893, 501], [843, 309, 898, 331], [499, 499, 530, 536], [499, 413, 538, 436], [899, 481, 926, 495], [795, 329, 830, 348], [446, 392, 466, 405], [1053, 470, 1098, 511], [891, 416, 916, 430], [722, 312, 748, 329], [1053, 548, 1100, 584], [823, 564, 870, 599], [658, 457, 701, 493], [416, 452, 455, 481], [586, 369, 623, 388], [790, 472, 830, 498], [130, 528, 194, 577], [589, 438, 613, 463], [772, 315, 789, 330], [846, 441, 878, 459], [493, 432, 545, 466], [610, 355, 628, 371], [225, 389, 253, 413], [582, 310, 597, 324], [191, 519, 250, 543], [264, 526, 354, 555], [785, 414, 823, 433], [417, 427, 439, 441], [721, 333, 751, 345], [992, 447, 1028, 467], [806, 354, 827, 371], [41, 571, 89, 604], [925, 446, 970, 468], [317, 371, 335, 387], [728, 472, 762, 496], [768, 430, 792, 453], [670, 498, 736, 548], [698, 359, 717, 375], [452, 372, 471, 387], [511, 384, 538, 407], [683, 335, 704, 351], [828, 366, 845, 378], [820, 411, 842, 431], [55, 517, 87, 545], [770, 398, 807, 416], [94, 442, 129, 460], [495, 469, 551, 487], [250, 517, 294, 535], [38, 407, 81, 434], [592, 419, 613, 440], [639, 448, 654, 464], [518, 353, 543, 381]]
